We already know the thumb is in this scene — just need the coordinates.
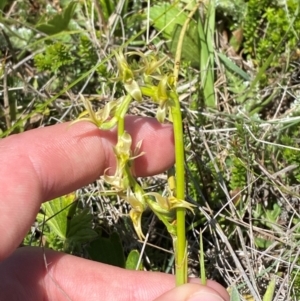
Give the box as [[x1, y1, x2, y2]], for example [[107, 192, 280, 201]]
[[153, 283, 226, 301]]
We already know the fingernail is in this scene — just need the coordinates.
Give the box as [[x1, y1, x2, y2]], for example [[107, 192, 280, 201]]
[[187, 292, 224, 301]]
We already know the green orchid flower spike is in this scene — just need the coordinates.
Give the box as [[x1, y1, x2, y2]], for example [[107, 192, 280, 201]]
[[71, 41, 193, 286]]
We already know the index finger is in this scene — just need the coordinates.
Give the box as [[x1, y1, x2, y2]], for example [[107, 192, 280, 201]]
[[0, 116, 174, 261]]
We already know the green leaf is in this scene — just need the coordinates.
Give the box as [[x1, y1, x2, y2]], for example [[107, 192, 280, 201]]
[[66, 208, 98, 245], [100, 0, 115, 20], [170, 23, 199, 67], [37, 193, 77, 240], [230, 286, 241, 301], [150, 4, 200, 67], [263, 203, 282, 230], [254, 237, 273, 249], [36, 1, 77, 35], [263, 278, 276, 301], [197, 2, 216, 108], [253, 203, 262, 219], [126, 249, 143, 270], [38, 193, 97, 252], [149, 4, 188, 39], [86, 232, 125, 268], [218, 53, 250, 81]]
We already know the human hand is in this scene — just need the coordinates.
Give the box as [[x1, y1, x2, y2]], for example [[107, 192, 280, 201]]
[[0, 116, 229, 301]]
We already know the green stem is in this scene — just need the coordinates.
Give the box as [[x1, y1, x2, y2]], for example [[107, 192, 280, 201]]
[[199, 231, 207, 285], [171, 3, 200, 286], [116, 94, 132, 136], [170, 91, 186, 286]]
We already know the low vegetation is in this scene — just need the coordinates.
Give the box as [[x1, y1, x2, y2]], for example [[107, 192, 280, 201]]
[[1, 0, 300, 299]]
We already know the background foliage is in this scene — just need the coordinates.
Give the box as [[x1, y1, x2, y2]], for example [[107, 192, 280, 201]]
[[1, 0, 300, 299]]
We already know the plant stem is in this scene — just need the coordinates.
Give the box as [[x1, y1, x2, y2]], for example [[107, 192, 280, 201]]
[[170, 91, 186, 286], [116, 94, 132, 136], [199, 230, 207, 285], [171, 3, 200, 286]]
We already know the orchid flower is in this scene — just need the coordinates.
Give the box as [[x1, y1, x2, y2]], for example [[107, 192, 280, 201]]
[[126, 51, 169, 82], [103, 131, 144, 191], [102, 131, 146, 238], [145, 192, 195, 237], [121, 188, 146, 240], [72, 94, 118, 130], [114, 51, 142, 102], [141, 74, 175, 122]]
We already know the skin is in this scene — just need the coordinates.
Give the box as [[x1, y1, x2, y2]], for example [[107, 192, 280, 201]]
[[0, 116, 230, 301]]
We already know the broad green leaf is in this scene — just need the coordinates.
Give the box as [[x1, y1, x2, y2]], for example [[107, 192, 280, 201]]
[[66, 208, 97, 244], [38, 193, 97, 252], [150, 4, 200, 67], [36, 1, 77, 35], [149, 4, 187, 39], [170, 23, 199, 67], [126, 249, 143, 270], [37, 193, 77, 240], [86, 232, 125, 268]]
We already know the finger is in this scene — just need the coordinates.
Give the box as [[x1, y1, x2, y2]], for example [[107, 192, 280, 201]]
[[153, 283, 227, 301], [0, 247, 230, 301], [0, 116, 174, 261], [189, 279, 230, 301]]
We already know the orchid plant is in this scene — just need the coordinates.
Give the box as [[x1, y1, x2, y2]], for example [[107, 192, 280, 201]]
[[72, 8, 199, 284]]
